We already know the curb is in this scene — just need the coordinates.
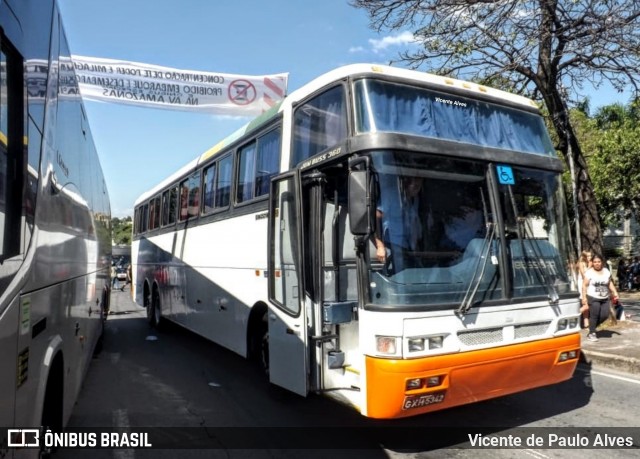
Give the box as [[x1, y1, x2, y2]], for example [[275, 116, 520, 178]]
[[580, 349, 640, 375]]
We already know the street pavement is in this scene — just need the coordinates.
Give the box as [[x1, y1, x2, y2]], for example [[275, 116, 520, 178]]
[[107, 286, 640, 376]]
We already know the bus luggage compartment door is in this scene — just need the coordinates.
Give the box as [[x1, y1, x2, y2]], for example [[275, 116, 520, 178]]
[[267, 173, 308, 396]]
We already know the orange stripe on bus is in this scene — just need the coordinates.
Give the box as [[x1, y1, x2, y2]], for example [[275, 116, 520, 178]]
[[365, 333, 580, 419]]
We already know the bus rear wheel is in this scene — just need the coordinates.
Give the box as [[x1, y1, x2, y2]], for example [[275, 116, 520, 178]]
[[149, 290, 162, 328], [146, 287, 161, 328], [144, 287, 153, 324]]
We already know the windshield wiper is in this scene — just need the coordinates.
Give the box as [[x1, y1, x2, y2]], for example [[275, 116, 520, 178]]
[[507, 187, 559, 305], [457, 222, 496, 316], [457, 188, 496, 316]]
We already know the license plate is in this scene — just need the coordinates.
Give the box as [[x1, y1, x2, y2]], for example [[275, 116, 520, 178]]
[[402, 391, 446, 410]]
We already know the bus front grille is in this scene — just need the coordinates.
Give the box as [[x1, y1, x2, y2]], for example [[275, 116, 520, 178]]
[[514, 321, 552, 339], [457, 327, 503, 346]]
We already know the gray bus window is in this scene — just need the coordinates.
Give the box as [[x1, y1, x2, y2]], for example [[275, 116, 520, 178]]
[[292, 85, 347, 167], [141, 203, 149, 232], [148, 198, 156, 230], [237, 141, 257, 203], [215, 155, 232, 209], [149, 195, 161, 230], [255, 129, 280, 197], [0, 43, 24, 260], [161, 189, 170, 225], [202, 163, 216, 214], [187, 172, 200, 219], [179, 179, 189, 221]]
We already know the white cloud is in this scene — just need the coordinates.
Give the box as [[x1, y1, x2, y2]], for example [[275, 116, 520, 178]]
[[349, 46, 366, 54], [368, 31, 416, 53]]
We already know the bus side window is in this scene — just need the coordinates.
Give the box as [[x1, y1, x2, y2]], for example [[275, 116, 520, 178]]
[[237, 128, 281, 204], [0, 41, 24, 261], [215, 155, 232, 209], [141, 203, 148, 232], [255, 128, 280, 197], [187, 172, 200, 219], [236, 141, 257, 203], [161, 187, 172, 226], [291, 85, 347, 167], [179, 179, 189, 221], [202, 164, 216, 214]]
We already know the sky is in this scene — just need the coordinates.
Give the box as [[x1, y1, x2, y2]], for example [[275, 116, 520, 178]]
[[57, 0, 633, 218]]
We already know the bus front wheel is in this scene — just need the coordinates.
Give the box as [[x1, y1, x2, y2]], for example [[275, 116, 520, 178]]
[[258, 315, 269, 376]]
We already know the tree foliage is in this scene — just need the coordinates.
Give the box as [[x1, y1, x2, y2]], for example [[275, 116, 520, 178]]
[[351, 0, 640, 254], [588, 100, 640, 226], [111, 216, 132, 246]]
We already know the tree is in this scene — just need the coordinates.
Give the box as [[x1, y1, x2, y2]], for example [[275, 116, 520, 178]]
[[111, 216, 132, 246], [589, 100, 640, 226], [351, 0, 640, 255]]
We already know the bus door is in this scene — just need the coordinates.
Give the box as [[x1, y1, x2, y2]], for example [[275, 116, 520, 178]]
[[267, 173, 308, 396]]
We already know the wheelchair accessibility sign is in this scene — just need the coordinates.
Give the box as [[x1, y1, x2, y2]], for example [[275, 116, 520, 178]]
[[496, 165, 515, 185]]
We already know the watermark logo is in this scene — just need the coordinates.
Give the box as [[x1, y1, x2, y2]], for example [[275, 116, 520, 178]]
[[7, 429, 40, 448]]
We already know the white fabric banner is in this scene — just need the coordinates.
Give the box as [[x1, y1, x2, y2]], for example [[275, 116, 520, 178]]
[[69, 55, 288, 115]]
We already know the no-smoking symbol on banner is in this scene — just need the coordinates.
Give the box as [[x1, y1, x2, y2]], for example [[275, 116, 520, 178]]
[[228, 79, 257, 105]]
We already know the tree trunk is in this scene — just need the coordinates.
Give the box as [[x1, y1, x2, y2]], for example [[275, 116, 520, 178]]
[[544, 90, 604, 256]]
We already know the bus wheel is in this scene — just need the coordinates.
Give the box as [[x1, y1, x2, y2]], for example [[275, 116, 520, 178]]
[[94, 290, 109, 355], [150, 289, 162, 329], [144, 287, 153, 325], [258, 316, 269, 376], [41, 357, 63, 457]]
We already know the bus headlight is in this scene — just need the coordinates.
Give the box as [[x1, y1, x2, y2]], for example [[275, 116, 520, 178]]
[[569, 318, 579, 329], [407, 335, 446, 353], [408, 338, 425, 352], [428, 336, 444, 350], [376, 336, 399, 355], [557, 319, 568, 331]]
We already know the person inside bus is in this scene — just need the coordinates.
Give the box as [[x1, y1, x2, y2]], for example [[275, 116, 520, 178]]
[[374, 174, 426, 273], [444, 203, 484, 251]]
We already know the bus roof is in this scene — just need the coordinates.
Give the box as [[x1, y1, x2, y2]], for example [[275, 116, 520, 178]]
[[285, 63, 538, 109], [134, 64, 540, 206]]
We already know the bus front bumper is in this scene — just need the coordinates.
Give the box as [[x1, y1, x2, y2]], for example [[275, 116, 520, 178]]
[[364, 333, 581, 419]]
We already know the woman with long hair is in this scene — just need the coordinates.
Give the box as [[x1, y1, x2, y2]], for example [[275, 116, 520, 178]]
[[576, 250, 592, 328], [581, 254, 619, 342]]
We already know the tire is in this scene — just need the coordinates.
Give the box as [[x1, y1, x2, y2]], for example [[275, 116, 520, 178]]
[[94, 290, 109, 356], [41, 358, 63, 457], [258, 315, 269, 376], [149, 289, 162, 329], [144, 286, 153, 325]]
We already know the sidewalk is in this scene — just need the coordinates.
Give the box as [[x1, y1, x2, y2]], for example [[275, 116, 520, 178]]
[[579, 290, 640, 375]]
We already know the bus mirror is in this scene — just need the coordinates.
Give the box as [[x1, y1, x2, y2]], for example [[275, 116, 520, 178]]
[[348, 170, 371, 235]]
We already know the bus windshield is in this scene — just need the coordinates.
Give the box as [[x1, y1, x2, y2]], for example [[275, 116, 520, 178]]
[[368, 151, 575, 308], [354, 78, 556, 157]]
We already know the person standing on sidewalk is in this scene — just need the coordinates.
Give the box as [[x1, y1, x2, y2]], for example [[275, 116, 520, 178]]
[[576, 250, 592, 328], [582, 254, 619, 342], [111, 263, 119, 290]]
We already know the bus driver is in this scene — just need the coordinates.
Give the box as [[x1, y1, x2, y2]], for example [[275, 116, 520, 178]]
[[374, 175, 425, 273]]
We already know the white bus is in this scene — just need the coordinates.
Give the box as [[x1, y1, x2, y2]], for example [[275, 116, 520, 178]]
[[132, 64, 580, 419], [0, 0, 111, 451]]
